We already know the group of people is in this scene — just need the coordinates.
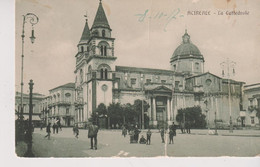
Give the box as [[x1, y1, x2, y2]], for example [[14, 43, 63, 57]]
[[44, 120, 99, 150], [160, 122, 177, 144], [125, 122, 177, 145], [180, 121, 191, 134]]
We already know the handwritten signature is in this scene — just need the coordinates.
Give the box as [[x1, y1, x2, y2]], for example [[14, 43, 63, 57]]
[[135, 8, 184, 31]]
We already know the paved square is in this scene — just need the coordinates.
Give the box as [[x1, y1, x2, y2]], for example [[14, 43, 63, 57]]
[[22, 128, 260, 157]]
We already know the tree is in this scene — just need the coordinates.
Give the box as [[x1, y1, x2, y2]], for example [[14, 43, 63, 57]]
[[95, 103, 107, 117], [176, 106, 206, 128], [122, 103, 136, 124], [133, 99, 150, 128], [107, 102, 123, 128]]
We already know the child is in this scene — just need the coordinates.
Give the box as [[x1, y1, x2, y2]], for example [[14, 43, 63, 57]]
[[146, 129, 152, 145], [139, 135, 147, 144]]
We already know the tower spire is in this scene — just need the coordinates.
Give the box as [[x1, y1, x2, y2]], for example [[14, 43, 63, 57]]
[[80, 11, 90, 42], [91, 0, 111, 30]]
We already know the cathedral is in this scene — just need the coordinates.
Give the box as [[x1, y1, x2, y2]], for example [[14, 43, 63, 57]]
[[73, 0, 244, 128]]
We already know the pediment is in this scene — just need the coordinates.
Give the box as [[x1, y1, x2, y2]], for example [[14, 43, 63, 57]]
[[153, 85, 172, 92]]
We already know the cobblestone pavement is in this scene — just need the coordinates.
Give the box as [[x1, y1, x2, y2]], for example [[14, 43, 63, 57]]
[[23, 128, 260, 157]]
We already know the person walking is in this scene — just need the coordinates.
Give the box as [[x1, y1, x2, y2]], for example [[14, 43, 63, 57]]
[[160, 127, 165, 143], [186, 121, 191, 134], [56, 123, 59, 134], [88, 121, 99, 150], [134, 125, 141, 142], [52, 123, 56, 134], [180, 121, 185, 133], [122, 126, 127, 137], [44, 123, 51, 140], [146, 128, 152, 145], [74, 124, 79, 138], [169, 129, 174, 144]]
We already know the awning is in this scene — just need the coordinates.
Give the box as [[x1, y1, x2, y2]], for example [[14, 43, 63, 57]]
[[23, 115, 41, 121]]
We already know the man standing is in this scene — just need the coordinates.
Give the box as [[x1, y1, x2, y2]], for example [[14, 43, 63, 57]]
[[146, 128, 152, 145], [88, 121, 99, 150], [44, 123, 51, 140], [160, 127, 165, 143], [169, 122, 177, 136]]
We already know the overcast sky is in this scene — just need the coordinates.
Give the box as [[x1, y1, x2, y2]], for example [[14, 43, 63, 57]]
[[15, 0, 260, 95]]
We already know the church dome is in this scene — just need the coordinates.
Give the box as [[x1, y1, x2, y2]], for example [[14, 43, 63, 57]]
[[171, 30, 204, 62]]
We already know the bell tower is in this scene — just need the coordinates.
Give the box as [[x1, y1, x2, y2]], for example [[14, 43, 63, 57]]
[[75, 0, 116, 124]]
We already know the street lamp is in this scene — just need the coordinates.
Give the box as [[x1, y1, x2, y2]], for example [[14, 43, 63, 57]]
[[141, 74, 145, 129], [19, 13, 39, 121], [24, 80, 34, 157], [221, 58, 236, 133]]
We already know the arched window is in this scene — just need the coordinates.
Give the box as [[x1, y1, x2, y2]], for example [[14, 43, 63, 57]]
[[65, 93, 71, 102], [100, 68, 104, 79], [105, 69, 108, 79], [98, 64, 111, 80], [195, 62, 199, 70], [81, 46, 84, 52], [104, 46, 107, 56], [102, 30, 105, 37], [80, 69, 83, 83], [98, 41, 109, 56]]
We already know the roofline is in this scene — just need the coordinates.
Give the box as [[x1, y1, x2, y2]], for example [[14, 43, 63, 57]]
[[49, 83, 75, 91], [244, 83, 260, 88], [186, 72, 222, 79], [115, 66, 182, 75], [170, 55, 204, 62]]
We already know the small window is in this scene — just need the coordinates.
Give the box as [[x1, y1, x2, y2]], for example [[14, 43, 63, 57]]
[[66, 108, 69, 115], [156, 76, 160, 82], [251, 117, 255, 124], [131, 78, 136, 85], [161, 80, 166, 83], [175, 81, 180, 89], [173, 64, 176, 71], [146, 79, 151, 83], [205, 79, 212, 86], [81, 46, 84, 52], [80, 69, 83, 83], [195, 62, 199, 70], [124, 73, 128, 80], [102, 30, 105, 37]]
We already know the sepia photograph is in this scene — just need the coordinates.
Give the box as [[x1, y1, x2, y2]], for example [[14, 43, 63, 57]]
[[10, 0, 260, 160]]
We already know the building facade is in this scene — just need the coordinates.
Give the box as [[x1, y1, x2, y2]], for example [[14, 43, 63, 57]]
[[15, 92, 45, 126], [40, 83, 76, 126], [242, 83, 260, 126], [73, 1, 245, 128]]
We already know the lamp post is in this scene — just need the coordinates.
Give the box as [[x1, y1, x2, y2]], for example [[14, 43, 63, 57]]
[[221, 58, 236, 133], [24, 80, 34, 157], [19, 13, 39, 121], [214, 111, 218, 135], [141, 74, 145, 129]]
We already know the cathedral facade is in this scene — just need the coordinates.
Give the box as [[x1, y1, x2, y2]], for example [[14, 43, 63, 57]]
[[74, 1, 244, 128]]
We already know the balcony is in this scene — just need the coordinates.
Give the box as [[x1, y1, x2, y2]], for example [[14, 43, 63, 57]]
[[87, 71, 114, 82], [57, 101, 71, 106]]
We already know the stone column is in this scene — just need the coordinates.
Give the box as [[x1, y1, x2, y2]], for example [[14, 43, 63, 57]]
[[148, 97, 152, 125], [78, 109, 80, 123], [167, 97, 171, 125], [82, 108, 84, 122], [152, 97, 157, 126]]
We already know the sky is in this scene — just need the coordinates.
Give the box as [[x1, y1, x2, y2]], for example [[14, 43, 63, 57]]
[[15, 0, 260, 95]]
